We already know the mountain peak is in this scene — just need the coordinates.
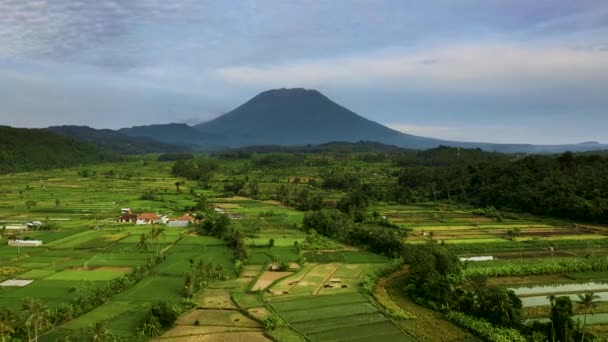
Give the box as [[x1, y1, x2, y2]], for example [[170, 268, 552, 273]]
[[259, 88, 321, 96], [193, 87, 418, 147]]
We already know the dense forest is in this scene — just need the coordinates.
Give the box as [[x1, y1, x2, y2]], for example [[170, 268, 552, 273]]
[[178, 146, 608, 224], [393, 147, 608, 223], [0, 126, 117, 174]]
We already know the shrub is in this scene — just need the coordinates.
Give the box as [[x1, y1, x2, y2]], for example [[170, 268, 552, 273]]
[[446, 311, 527, 342], [262, 314, 282, 331]]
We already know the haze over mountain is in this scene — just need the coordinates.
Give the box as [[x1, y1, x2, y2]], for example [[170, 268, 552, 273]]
[[46, 126, 189, 155], [119, 88, 607, 153]]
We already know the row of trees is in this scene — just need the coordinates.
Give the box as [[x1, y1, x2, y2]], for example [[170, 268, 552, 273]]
[[302, 208, 406, 257], [194, 211, 248, 273], [171, 158, 219, 182], [183, 260, 227, 298]]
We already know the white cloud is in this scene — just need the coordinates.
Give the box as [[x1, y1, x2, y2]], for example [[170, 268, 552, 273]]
[[217, 43, 608, 93]]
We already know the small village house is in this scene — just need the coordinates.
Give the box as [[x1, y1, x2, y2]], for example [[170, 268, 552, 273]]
[[118, 212, 137, 223], [26, 221, 43, 229], [167, 213, 196, 227], [136, 213, 162, 225], [8, 239, 43, 247]]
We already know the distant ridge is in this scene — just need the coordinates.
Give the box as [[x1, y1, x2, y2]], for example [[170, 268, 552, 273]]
[[105, 88, 608, 153], [46, 125, 189, 154]]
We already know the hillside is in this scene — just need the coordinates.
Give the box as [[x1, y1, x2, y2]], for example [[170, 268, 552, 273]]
[[0, 126, 117, 173], [46, 125, 189, 155]]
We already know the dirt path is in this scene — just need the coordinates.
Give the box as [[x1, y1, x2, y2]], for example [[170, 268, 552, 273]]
[[313, 263, 341, 295]]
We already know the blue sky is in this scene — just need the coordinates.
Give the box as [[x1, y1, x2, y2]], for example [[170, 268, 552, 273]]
[[0, 0, 607, 144]]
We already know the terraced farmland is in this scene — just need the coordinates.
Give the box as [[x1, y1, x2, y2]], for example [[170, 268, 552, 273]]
[[1, 153, 607, 341], [269, 293, 412, 341]]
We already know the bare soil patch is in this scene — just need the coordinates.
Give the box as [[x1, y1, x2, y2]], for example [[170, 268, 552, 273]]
[[212, 203, 242, 209], [195, 289, 237, 309], [251, 271, 292, 291], [214, 196, 250, 201], [161, 325, 261, 338], [177, 309, 259, 328], [247, 306, 270, 321], [157, 331, 269, 342], [486, 274, 569, 287]]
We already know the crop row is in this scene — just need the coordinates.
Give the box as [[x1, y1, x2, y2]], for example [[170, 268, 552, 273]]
[[464, 256, 608, 278], [445, 238, 608, 253]]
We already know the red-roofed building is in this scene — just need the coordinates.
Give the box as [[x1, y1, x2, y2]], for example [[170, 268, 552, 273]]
[[168, 213, 197, 227], [136, 213, 160, 225], [119, 213, 137, 223]]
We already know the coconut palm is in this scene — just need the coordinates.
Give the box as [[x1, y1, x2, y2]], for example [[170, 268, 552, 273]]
[[577, 291, 600, 342], [87, 322, 115, 342], [22, 297, 50, 342], [551, 296, 574, 342], [183, 273, 194, 298], [149, 227, 166, 253], [136, 233, 149, 251]]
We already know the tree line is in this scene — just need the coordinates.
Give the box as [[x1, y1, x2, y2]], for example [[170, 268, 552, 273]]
[[0, 126, 118, 174], [394, 148, 608, 223]]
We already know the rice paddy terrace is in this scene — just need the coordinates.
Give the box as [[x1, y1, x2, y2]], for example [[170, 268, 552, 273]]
[[0, 156, 607, 341], [376, 203, 608, 340]]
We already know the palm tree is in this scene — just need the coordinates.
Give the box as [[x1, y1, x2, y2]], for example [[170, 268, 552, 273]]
[[577, 291, 600, 342], [547, 294, 557, 341], [22, 297, 50, 342], [136, 233, 149, 251], [183, 273, 194, 298], [149, 227, 165, 253], [87, 322, 115, 342], [547, 294, 557, 306]]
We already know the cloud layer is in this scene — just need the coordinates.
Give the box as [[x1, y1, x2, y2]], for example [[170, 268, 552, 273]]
[[0, 1, 607, 144]]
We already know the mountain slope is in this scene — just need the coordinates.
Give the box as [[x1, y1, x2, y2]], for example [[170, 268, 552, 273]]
[[194, 88, 441, 148], [0, 126, 116, 173], [46, 126, 189, 154]]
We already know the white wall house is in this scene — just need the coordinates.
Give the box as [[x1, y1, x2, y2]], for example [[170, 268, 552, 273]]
[[8, 239, 43, 247]]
